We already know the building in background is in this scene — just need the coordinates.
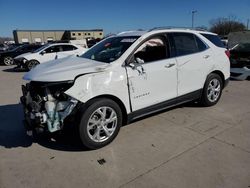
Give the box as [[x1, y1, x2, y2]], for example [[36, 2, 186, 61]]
[[13, 29, 104, 44]]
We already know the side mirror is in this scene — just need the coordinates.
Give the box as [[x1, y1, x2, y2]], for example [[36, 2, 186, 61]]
[[128, 57, 145, 75], [40, 51, 45, 55], [128, 57, 144, 70]]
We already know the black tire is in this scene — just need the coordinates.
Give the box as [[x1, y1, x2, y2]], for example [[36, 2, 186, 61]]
[[3, 56, 14, 65], [79, 98, 122, 149], [27, 60, 40, 70], [200, 73, 223, 107]]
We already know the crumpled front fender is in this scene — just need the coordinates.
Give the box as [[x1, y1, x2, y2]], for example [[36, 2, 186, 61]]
[[64, 69, 131, 113]]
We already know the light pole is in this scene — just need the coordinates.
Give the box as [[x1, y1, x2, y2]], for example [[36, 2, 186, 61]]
[[247, 19, 249, 30], [192, 10, 197, 28]]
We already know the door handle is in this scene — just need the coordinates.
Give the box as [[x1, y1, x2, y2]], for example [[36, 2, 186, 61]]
[[165, 63, 175, 68], [203, 55, 210, 59]]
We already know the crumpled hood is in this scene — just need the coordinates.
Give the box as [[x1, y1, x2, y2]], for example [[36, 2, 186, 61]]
[[23, 56, 109, 82]]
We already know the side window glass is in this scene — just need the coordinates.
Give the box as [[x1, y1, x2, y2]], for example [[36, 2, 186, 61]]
[[62, 45, 77, 51], [44, 47, 54, 53], [44, 46, 61, 53], [194, 35, 207, 52], [57, 45, 63, 52], [134, 37, 168, 63], [172, 33, 199, 56]]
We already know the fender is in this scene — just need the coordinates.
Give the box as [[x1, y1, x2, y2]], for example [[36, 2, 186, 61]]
[[64, 67, 131, 113]]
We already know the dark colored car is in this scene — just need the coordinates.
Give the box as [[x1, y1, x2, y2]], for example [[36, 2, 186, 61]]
[[230, 43, 250, 67], [230, 43, 250, 80], [0, 44, 42, 65], [87, 38, 102, 48], [0, 44, 8, 52]]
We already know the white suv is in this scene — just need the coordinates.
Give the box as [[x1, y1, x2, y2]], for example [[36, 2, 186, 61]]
[[15, 43, 86, 70], [21, 28, 230, 149]]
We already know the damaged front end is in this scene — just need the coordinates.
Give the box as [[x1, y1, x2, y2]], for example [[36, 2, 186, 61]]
[[20, 81, 78, 135]]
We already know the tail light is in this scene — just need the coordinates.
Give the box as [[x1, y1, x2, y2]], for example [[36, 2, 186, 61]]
[[225, 50, 230, 58]]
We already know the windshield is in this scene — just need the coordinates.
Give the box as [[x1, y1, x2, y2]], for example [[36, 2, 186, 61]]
[[33, 44, 50, 53], [81, 36, 139, 63]]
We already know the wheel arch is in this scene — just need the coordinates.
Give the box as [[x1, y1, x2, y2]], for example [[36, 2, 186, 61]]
[[28, 59, 40, 64], [26, 59, 40, 70], [208, 70, 225, 88], [84, 94, 128, 126]]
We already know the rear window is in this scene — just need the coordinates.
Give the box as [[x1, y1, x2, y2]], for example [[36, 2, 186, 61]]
[[201, 34, 225, 48]]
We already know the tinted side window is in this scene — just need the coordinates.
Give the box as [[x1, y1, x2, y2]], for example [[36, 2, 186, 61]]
[[62, 45, 77, 51], [194, 35, 208, 51], [201, 34, 224, 48], [172, 33, 199, 56], [44, 46, 62, 53], [134, 36, 169, 63]]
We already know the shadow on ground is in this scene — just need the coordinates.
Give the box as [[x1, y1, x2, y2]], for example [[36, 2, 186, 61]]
[[2, 66, 27, 73], [0, 104, 32, 148], [0, 103, 87, 151]]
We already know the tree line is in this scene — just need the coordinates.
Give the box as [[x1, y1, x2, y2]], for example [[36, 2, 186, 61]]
[[209, 16, 246, 36]]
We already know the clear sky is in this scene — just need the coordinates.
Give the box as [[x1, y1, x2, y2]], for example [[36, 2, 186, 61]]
[[0, 0, 249, 37]]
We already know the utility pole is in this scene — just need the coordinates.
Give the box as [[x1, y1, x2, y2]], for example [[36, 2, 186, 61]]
[[192, 10, 197, 28], [247, 19, 249, 30]]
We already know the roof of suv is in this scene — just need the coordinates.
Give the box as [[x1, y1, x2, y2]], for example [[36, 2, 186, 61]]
[[117, 28, 217, 37]]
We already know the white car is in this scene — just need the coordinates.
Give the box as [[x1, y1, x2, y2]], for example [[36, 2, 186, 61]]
[[15, 43, 86, 70], [21, 28, 230, 149]]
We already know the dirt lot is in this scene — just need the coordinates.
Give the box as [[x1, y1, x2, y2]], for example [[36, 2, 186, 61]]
[[0, 65, 250, 188]]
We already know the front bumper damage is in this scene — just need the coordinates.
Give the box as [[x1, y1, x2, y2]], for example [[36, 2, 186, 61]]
[[20, 81, 78, 135]]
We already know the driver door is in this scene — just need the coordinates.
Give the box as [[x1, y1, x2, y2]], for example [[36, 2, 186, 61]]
[[126, 35, 178, 111]]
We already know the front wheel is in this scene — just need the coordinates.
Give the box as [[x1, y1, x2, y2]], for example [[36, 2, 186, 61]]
[[27, 60, 40, 70], [3, 56, 14, 65], [79, 98, 122, 149], [200, 73, 223, 107]]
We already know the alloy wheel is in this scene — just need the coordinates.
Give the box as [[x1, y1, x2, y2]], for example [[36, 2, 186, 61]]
[[4, 57, 14, 65], [87, 106, 117, 143], [207, 78, 221, 103]]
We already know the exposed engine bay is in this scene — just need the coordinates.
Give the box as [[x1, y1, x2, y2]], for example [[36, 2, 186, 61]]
[[20, 81, 78, 134]]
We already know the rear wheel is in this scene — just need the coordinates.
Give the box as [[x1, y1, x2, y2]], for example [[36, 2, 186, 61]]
[[79, 98, 122, 149], [27, 60, 40, 70], [3, 56, 14, 65], [200, 73, 223, 107]]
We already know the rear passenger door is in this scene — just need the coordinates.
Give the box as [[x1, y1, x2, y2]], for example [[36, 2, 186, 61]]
[[170, 32, 210, 96]]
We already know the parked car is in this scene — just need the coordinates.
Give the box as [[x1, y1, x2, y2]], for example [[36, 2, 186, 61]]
[[0, 44, 42, 65], [15, 43, 87, 70], [21, 28, 230, 149], [230, 43, 250, 80], [0, 44, 8, 52]]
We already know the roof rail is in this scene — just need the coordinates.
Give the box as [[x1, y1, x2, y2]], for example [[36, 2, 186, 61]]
[[148, 26, 208, 32], [117, 29, 146, 35]]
